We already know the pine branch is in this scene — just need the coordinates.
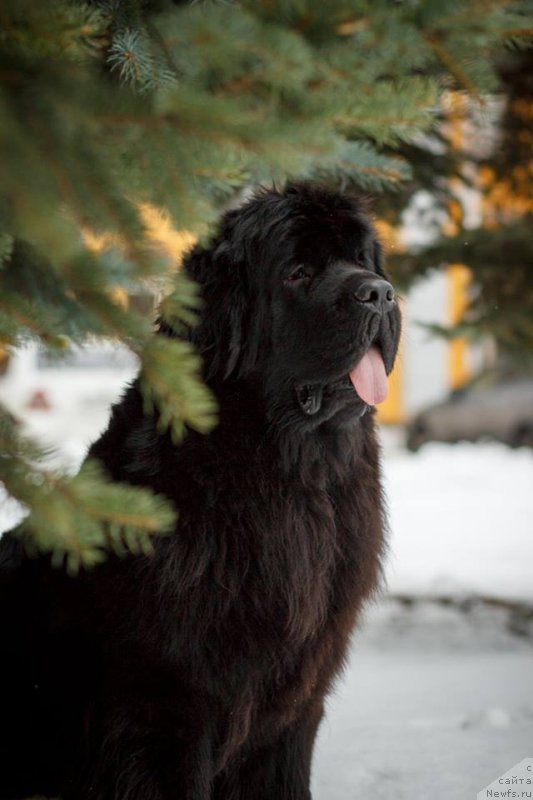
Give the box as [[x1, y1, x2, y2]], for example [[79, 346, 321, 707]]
[[0, 409, 176, 573], [388, 217, 533, 357], [424, 32, 485, 101], [1, 1, 108, 63], [140, 337, 218, 441], [317, 140, 412, 191], [331, 77, 439, 146], [107, 28, 176, 94], [159, 268, 203, 332]]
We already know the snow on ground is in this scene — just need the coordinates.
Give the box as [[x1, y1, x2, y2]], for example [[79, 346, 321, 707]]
[[381, 433, 533, 604], [1, 379, 533, 799], [313, 599, 533, 800]]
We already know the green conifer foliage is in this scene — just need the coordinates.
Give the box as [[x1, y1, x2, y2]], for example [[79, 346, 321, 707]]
[[0, 0, 530, 566], [384, 48, 533, 364]]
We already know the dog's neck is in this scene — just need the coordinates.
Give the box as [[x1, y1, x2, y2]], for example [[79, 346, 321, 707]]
[[203, 374, 379, 487]]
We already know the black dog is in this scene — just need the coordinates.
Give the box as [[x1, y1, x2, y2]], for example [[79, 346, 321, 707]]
[[0, 183, 401, 799]]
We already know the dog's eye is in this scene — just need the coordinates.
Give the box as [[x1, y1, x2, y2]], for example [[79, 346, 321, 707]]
[[285, 266, 310, 284]]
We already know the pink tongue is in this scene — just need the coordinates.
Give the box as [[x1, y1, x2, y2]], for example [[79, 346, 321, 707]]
[[349, 347, 388, 405]]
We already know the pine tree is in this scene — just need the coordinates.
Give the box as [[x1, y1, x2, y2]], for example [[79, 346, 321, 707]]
[[1, 0, 530, 568], [379, 47, 533, 364]]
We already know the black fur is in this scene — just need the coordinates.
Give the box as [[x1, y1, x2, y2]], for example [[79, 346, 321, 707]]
[[0, 183, 401, 799]]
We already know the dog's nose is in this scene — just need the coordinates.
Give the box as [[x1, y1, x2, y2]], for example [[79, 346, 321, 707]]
[[354, 278, 395, 312]]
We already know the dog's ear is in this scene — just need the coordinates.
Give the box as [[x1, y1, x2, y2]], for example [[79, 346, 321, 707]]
[[181, 199, 274, 381], [181, 233, 251, 381], [212, 239, 249, 379]]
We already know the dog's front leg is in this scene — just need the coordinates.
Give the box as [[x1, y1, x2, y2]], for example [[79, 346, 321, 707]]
[[65, 690, 215, 800], [213, 700, 324, 800]]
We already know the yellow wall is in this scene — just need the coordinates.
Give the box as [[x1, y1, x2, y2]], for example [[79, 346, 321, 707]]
[[448, 264, 471, 390], [377, 304, 405, 425], [377, 266, 472, 426], [376, 349, 405, 424]]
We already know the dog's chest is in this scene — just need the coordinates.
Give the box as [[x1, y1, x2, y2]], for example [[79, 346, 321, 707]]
[[150, 445, 384, 682], [205, 476, 381, 761], [209, 469, 374, 637]]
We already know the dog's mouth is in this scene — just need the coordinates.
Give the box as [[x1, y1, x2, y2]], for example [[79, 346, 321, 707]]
[[295, 345, 389, 416], [295, 383, 324, 415]]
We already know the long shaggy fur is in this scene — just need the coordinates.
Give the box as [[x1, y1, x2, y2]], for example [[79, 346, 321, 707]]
[[0, 183, 401, 800]]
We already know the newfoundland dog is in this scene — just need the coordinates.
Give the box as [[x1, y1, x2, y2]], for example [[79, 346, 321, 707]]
[[0, 183, 401, 799]]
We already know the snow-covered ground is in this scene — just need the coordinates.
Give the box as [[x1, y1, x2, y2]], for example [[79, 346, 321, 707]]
[[1, 374, 532, 799], [314, 434, 533, 799], [383, 434, 533, 604], [313, 599, 533, 800]]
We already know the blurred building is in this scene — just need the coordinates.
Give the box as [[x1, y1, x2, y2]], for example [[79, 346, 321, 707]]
[[377, 265, 487, 425]]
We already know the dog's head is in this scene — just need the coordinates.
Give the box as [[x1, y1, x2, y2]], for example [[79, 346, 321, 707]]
[[183, 182, 401, 433]]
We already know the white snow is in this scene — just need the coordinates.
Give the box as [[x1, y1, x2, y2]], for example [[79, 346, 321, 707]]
[[313, 600, 533, 800], [382, 435, 533, 603]]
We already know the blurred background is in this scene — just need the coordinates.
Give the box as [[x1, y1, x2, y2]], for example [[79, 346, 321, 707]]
[[1, 2, 532, 798]]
